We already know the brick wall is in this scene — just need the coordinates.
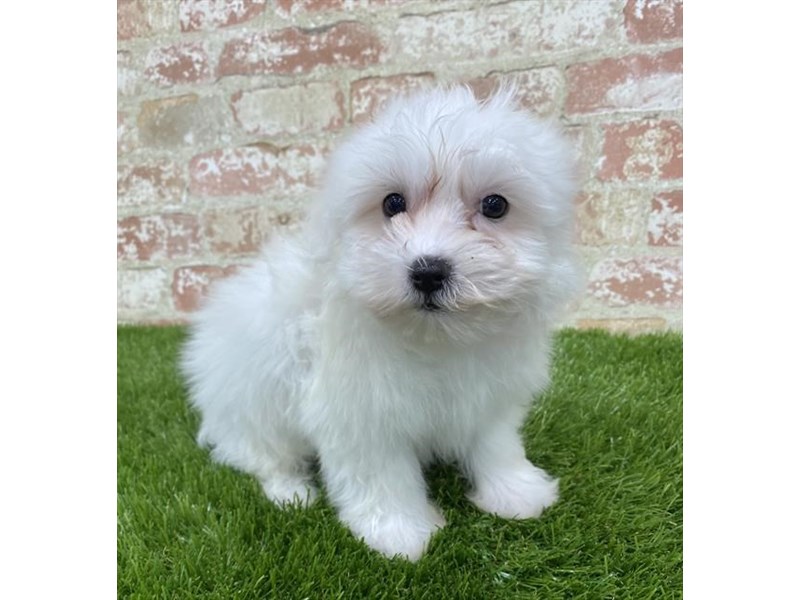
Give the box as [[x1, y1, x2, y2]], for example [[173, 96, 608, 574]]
[[117, 0, 683, 332]]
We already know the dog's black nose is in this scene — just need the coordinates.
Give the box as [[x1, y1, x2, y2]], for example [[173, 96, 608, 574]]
[[409, 256, 452, 294]]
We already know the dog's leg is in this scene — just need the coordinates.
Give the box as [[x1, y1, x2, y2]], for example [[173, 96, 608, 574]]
[[462, 407, 559, 519], [318, 444, 445, 561], [203, 421, 318, 508], [256, 456, 318, 509]]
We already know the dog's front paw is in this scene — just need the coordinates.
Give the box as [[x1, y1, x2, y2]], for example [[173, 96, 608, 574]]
[[468, 461, 559, 519], [346, 504, 445, 561], [261, 473, 319, 508]]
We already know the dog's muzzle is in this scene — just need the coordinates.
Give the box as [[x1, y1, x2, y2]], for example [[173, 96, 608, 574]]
[[409, 256, 452, 310]]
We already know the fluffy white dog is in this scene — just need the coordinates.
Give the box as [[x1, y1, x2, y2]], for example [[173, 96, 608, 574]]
[[182, 86, 579, 561]]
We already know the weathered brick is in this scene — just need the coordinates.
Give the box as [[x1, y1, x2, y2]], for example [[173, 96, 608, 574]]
[[350, 73, 435, 123], [648, 190, 682, 246], [117, 51, 141, 96], [145, 42, 211, 87], [576, 317, 667, 334], [598, 120, 682, 181], [116, 0, 683, 328], [232, 82, 345, 136], [566, 48, 682, 115], [118, 161, 185, 208], [118, 0, 148, 40], [589, 257, 682, 307], [118, 111, 138, 155], [469, 68, 564, 117], [203, 207, 267, 255], [173, 265, 239, 312], [137, 94, 235, 148], [276, 0, 345, 15], [118, 0, 177, 40], [188, 144, 326, 197], [118, 214, 201, 262], [393, 1, 618, 65], [564, 125, 596, 186], [118, 268, 169, 311], [624, 0, 683, 43], [218, 22, 383, 77], [179, 0, 266, 32], [276, 0, 395, 18], [203, 204, 303, 255], [576, 189, 647, 246]]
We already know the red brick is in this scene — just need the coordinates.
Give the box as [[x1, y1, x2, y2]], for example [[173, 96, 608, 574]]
[[172, 265, 239, 312], [118, 161, 185, 208], [179, 0, 266, 32], [117, 51, 141, 96], [137, 94, 234, 148], [598, 120, 682, 181], [117, 214, 201, 262], [218, 22, 383, 77], [118, 111, 138, 155], [203, 207, 267, 255], [118, 268, 169, 311], [576, 189, 646, 246], [276, 0, 394, 17], [118, 0, 148, 40], [564, 126, 595, 186], [566, 49, 682, 115], [624, 0, 683, 43], [145, 42, 210, 87], [648, 190, 683, 246], [232, 83, 345, 136], [393, 2, 618, 64], [203, 205, 302, 255], [589, 257, 682, 307], [350, 74, 435, 123], [188, 144, 326, 197], [117, 0, 176, 40], [469, 68, 564, 117], [276, 0, 345, 13]]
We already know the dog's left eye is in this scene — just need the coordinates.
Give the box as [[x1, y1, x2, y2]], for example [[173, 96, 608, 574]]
[[481, 194, 509, 219], [382, 193, 406, 218]]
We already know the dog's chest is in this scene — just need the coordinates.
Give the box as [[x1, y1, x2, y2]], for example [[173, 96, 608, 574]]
[[377, 348, 528, 438]]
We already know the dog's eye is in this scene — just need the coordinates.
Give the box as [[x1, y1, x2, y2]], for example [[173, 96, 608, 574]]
[[382, 193, 406, 218], [481, 194, 509, 219]]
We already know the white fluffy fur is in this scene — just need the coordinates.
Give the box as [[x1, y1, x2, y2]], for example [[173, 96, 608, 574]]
[[182, 86, 579, 561]]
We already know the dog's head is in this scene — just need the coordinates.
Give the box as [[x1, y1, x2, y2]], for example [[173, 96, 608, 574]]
[[310, 86, 579, 343]]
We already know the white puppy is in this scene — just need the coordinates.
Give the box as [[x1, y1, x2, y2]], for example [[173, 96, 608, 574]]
[[182, 86, 579, 561]]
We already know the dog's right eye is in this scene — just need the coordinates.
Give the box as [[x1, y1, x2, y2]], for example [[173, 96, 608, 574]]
[[382, 193, 406, 218]]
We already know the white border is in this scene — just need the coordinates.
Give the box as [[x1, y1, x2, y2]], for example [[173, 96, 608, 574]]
[[686, 3, 800, 598], [1, 3, 116, 598]]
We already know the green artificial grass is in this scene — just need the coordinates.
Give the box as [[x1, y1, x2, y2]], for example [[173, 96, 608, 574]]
[[118, 327, 682, 599]]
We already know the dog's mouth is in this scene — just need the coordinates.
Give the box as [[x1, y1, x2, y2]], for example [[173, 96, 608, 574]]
[[421, 299, 440, 312], [416, 293, 445, 312]]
